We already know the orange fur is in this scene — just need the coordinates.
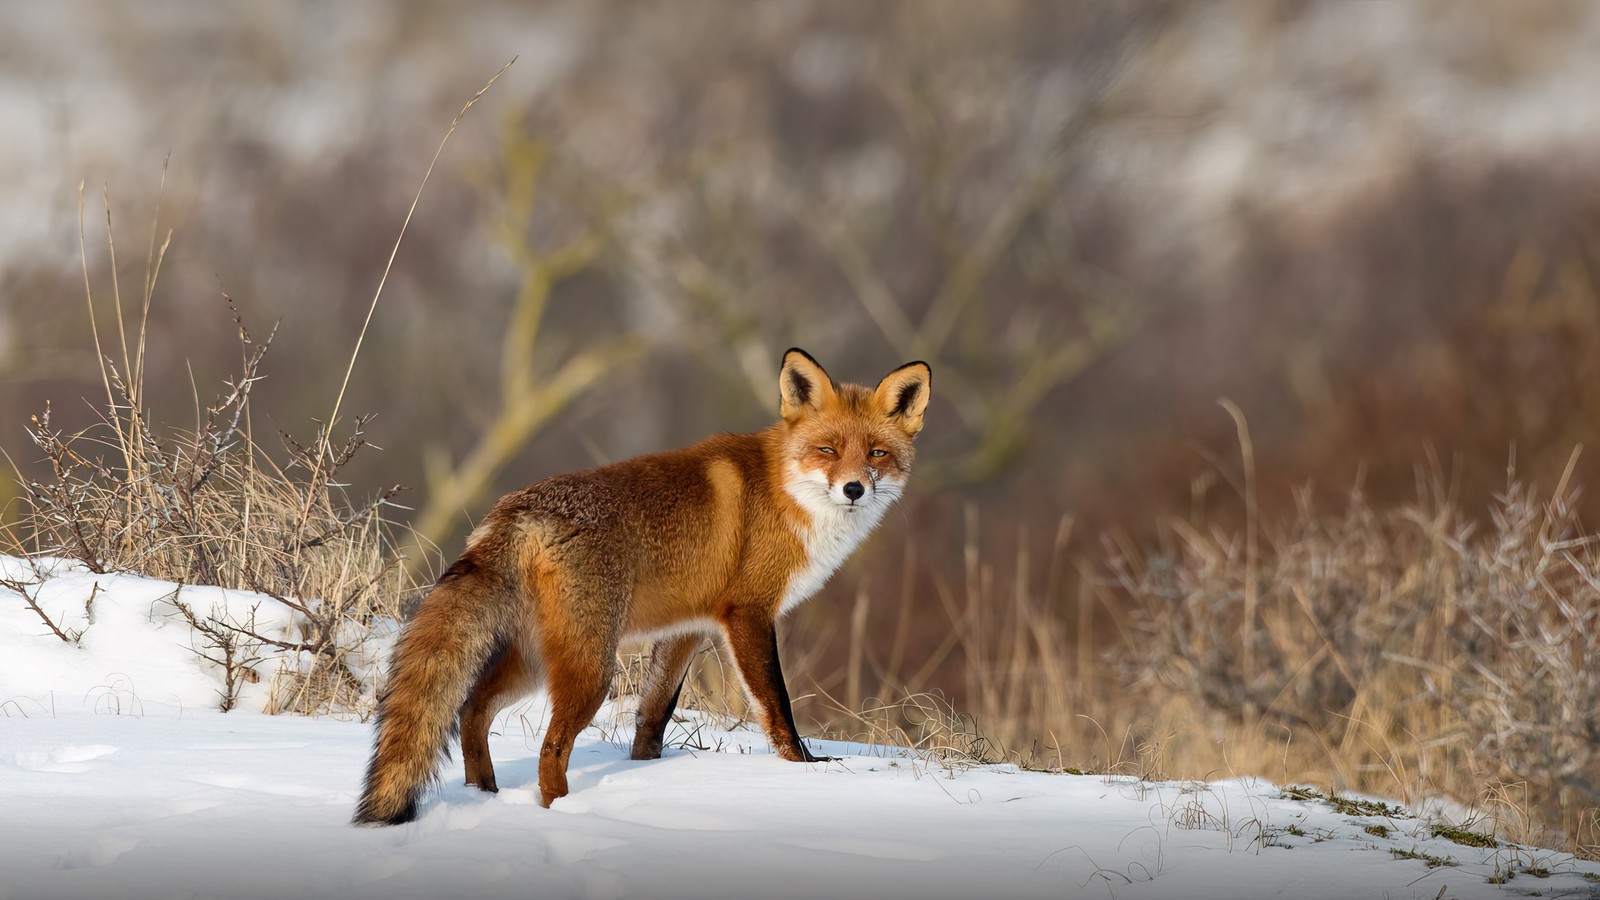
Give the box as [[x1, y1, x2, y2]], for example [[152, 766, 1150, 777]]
[[352, 349, 931, 825]]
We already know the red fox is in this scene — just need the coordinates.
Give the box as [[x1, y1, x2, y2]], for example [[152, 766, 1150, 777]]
[[354, 348, 931, 825]]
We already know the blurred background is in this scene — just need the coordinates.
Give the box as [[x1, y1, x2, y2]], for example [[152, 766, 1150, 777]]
[[6, 0, 1600, 847]]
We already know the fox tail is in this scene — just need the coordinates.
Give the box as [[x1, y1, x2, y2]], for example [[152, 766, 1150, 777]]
[[353, 556, 520, 825]]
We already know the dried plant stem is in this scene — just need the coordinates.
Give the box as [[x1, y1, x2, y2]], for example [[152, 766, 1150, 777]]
[[298, 57, 516, 531], [1217, 398, 1258, 692]]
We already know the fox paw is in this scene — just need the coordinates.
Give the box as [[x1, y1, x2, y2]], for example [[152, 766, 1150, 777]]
[[779, 744, 838, 763]]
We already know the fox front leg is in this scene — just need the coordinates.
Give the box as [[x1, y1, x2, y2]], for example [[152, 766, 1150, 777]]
[[720, 609, 837, 763], [631, 634, 698, 761]]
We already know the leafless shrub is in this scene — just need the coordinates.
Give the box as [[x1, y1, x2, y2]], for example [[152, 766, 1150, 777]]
[[159, 586, 264, 713], [1441, 481, 1600, 810], [0, 559, 97, 646], [5, 199, 416, 715], [16, 340, 411, 713], [1121, 454, 1600, 850]]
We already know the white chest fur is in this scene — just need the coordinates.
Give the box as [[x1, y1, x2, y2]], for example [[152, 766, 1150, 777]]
[[779, 465, 898, 615]]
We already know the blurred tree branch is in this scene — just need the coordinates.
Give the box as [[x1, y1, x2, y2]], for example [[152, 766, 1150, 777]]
[[786, 99, 1144, 483], [398, 125, 643, 576]]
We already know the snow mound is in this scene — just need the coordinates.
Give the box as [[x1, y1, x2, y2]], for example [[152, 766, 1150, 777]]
[[0, 557, 306, 714]]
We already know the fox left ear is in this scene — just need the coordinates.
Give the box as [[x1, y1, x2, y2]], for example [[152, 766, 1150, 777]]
[[873, 361, 932, 437]]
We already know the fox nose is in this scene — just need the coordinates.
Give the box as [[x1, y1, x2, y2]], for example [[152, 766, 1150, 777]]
[[843, 481, 865, 501]]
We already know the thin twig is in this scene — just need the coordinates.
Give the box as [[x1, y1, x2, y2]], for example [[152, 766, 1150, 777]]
[[298, 58, 516, 528]]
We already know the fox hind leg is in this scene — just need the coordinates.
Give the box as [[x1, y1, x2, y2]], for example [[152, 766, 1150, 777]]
[[460, 639, 539, 793], [537, 641, 615, 808], [532, 557, 625, 808]]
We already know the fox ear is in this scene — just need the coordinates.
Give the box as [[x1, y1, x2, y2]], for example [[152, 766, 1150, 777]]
[[779, 348, 838, 422], [873, 360, 932, 436]]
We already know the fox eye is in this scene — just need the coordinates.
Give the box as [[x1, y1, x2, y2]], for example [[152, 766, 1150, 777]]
[[869, 448, 888, 458], [817, 446, 836, 455]]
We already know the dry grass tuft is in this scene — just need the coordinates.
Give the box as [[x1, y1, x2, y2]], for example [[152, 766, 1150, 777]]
[[815, 690, 998, 774]]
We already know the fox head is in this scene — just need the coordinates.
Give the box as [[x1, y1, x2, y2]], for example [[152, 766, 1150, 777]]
[[777, 348, 932, 516]]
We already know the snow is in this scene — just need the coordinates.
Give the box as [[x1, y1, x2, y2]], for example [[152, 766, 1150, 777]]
[[0, 558, 304, 715], [4, 558, 1600, 899]]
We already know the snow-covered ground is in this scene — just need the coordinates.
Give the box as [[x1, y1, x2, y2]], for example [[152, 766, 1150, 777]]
[[4, 558, 1599, 899]]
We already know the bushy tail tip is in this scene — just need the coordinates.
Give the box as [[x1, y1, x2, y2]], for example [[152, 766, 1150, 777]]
[[352, 790, 418, 827], [351, 562, 511, 827]]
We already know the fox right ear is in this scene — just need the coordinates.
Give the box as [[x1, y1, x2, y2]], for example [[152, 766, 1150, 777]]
[[779, 348, 837, 422]]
